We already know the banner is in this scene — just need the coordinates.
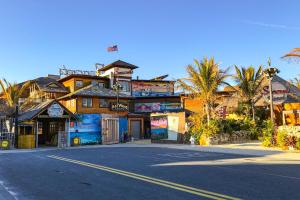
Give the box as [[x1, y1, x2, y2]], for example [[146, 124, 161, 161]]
[[132, 82, 173, 97], [135, 102, 181, 113]]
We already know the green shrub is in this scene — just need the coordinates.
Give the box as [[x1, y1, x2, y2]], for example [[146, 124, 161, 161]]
[[296, 138, 300, 150], [286, 136, 297, 149], [260, 119, 274, 147], [277, 130, 288, 149], [183, 131, 192, 144]]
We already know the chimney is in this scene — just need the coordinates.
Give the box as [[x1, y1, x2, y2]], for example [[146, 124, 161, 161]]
[[136, 76, 139, 80]]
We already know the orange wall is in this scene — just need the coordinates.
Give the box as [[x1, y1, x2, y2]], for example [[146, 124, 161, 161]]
[[61, 77, 107, 92], [182, 97, 205, 114]]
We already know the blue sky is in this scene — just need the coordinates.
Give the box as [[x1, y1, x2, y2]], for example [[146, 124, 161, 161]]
[[0, 0, 299, 83]]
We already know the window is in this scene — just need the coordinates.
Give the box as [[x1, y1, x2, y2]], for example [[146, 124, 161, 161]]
[[82, 98, 93, 108], [98, 82, 105, 88], [76, 80, 83, 88], [119, 81, 130, 92], [99, 99, 109, 108]]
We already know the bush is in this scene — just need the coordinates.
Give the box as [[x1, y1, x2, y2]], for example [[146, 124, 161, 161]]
[[286, 136, 297, 149], [260, 119, 274, 147], [296, 138, 300, 150], [277, 130, 288, 149]]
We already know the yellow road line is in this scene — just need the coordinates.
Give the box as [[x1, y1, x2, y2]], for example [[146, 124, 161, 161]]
[[48, 155, 240, 200]]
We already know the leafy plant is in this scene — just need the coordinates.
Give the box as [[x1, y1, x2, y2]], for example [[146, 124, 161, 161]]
[[233, 65, 263, 120], [177, 57, 230, 125], [286, 136, 297, 149], [296, 138, 300, 150], [260, 119, 274, 147], [277, 130, 288, 149]]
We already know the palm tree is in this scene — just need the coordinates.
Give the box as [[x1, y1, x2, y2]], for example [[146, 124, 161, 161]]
[[234, 65, 263, 120], [290, 77, 300, 89], [0, 79, 31, 131], [177, 57, 230, 125], [282, 48, 300, 59]]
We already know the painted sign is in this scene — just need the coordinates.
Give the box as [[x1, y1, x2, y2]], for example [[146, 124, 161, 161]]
[[1, 140, 9, 149], [69, 114, 101, 145], [262, 81, 289, 105], [151, 116, 168, 140], [59, 66, 95, 76], [132, 82, 174, 97], [110, 103, 129, 111], [135, 102, 181, 113], [47, 103, 64, 117]]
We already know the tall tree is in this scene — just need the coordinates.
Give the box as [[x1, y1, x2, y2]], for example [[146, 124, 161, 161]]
[[0, 79, 31, 131], [234, 65, 263, 120], [177, 57, 230, 125]]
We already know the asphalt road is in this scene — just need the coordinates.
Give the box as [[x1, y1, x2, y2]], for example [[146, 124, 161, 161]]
[[0, 146, 300, 200]]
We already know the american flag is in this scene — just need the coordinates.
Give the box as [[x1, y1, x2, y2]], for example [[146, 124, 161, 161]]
[[107, 45, 118, 52]]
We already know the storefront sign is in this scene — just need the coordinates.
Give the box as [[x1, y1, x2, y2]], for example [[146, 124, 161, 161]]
[[47, 103, 64, 117], [135, 102, 181, 113], [262, 81, 289, 105], [110, 103, 129, 111], [1, 140, 9, 149], [132, 82, 173, 97]]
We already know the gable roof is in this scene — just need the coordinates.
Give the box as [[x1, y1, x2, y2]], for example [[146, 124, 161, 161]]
[[18, 100, 76, 122], [58, 84, 133, 99], [99, 60, 138, 71], [33, 77, 68, 93]]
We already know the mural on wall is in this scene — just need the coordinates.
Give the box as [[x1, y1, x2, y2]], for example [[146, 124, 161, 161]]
[[70, 114, 101, 144], [151, 116, 168, 140], [132, 82, 173, 97], [135, 102, 181, 113]]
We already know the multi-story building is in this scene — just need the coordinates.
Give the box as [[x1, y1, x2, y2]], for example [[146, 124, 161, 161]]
[[16, 60, 181, 148]]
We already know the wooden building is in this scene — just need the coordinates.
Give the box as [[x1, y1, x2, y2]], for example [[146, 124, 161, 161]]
[[6, 60, 183, 148]]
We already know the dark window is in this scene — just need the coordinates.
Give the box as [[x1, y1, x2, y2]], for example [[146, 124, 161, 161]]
[[99, 99, 109, 108], [76, 80, 83, 88], [82, 98, 93, 108], [98, 82, 105, 88]]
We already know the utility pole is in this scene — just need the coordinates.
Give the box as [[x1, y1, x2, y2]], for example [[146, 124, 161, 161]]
[[264, 58, 279, 123], [14, 104, 19, 148]]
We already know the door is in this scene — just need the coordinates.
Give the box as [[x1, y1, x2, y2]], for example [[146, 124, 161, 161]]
[[131, 120, 141, 139], [102, 118, 119, 144], [167, 116, 179, 141]]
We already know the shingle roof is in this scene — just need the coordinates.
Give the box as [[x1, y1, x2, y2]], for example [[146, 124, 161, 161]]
[[18, 100, 76, 122], [99, 60, 138, 71], [18, 100, 54, 122], [58, 84, 132, 99], [34, 77, 68, 93]]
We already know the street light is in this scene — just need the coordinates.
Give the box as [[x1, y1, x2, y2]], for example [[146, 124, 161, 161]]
[[263, 58, 280, 123], [112, 82, 123, 112]]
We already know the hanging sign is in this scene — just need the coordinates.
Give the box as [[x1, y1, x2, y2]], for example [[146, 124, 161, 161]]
[[262, 81, 289, 105], [47, 103, 64, 117], [110, 103, 129, 111]]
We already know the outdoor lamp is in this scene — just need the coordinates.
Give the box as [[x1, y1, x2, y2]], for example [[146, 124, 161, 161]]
[[264, 67, 280, 79]]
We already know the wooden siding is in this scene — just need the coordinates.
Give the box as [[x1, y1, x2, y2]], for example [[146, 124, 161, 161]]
[[60, 77, 108, 92], [61, 97, 129, 116]]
